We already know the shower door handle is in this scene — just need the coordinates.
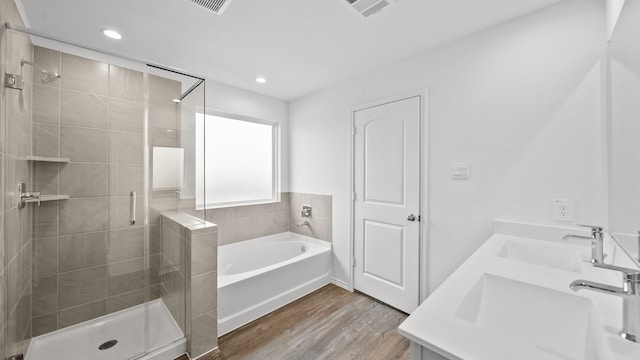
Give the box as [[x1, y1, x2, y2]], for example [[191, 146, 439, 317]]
[[129, 191, 136, 225]]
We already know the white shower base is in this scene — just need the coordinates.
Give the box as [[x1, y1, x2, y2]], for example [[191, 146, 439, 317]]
[[26, 299, 186, 360]]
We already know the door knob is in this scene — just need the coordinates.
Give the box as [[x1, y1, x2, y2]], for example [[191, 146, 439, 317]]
[[407, 214, 416, 222]]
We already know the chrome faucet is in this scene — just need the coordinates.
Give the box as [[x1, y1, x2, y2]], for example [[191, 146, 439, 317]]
[[17, 182, 41, 209], [563, 225, 604, 264], [570, 263, 640, 342]]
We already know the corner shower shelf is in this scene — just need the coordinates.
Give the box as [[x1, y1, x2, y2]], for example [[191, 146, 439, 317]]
[[26, 155, 70, 163]]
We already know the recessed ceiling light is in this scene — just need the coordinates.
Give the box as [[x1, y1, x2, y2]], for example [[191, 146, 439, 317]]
[[102, 29, 122, 40], [256, 77, 267, 84]]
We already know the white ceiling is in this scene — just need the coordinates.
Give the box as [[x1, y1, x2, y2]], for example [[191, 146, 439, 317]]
[[17, 0, 564, 100]]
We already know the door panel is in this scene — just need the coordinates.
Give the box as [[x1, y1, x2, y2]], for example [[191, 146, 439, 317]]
[[364, 117, 405, 205], [354, 95, 421, 314], [363, 220, 404, 286]]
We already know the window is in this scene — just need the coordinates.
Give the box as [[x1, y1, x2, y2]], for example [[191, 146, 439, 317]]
[[195, 111, 278, 208]]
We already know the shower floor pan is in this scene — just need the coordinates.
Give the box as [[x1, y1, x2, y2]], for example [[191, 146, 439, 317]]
[[26, 299, 186, 360]]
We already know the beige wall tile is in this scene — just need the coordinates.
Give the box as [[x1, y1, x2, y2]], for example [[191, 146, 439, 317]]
[[191, 271, 216, 318], [149, 75, 181, 105], [34, 162, 60, 196], [34, 237, 58, 278], [60, 126, 108, 162], [315, 194, 332, 219], [33, 201, 58, 238], [0, 271, 5, 336], [149, 224, 162, 255], [61, 53, 108, 95], [109, 65, 144, 101], [150, 103, 178, 130], [107, 258, 145, 296], [109, 98, 143, 132], [59, 163, 108, 198], [190, 311, 217, 358], [162, 226, 184, 272], [108, 164, 143, 196], [59, 198, 107, 235], [106, 288, 145, 314], [150, 127, 178, 147], [191, 232, 217, 276], [8, 290, 31, 356], [33, 275, 57, 317], [5, 208, 23, 260], [58, 265, 107, 309], [32, 313, 57, 336], [33, 85, 60, 124], [58, 231, 107, 272], [60, 89, 108, 129], [0, 214, 4, 271], [149, 254, 162, 285], [33, 122, 59, 157], [107, 227, 144, 263], [109, 131, 143, 164], [58, 300, 106, 329]]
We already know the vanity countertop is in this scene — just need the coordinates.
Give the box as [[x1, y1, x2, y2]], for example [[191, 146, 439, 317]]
[[399, 224, 640, 360]]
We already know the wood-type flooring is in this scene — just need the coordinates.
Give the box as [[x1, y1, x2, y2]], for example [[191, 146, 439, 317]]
[[175, 284, 410, 360]]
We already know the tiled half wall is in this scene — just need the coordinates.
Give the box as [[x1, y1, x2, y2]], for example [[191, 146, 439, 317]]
[[161, 213, 217, 359], [204, 192, 332, 246]]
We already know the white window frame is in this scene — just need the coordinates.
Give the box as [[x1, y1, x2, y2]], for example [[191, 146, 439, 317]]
[[196, 109, 280, 210]]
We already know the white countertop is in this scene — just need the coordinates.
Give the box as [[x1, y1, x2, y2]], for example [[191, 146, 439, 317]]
[[399, 225, 640, 360]]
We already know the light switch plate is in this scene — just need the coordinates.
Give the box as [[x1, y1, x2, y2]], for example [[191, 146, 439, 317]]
[[451, 162, 471, 180]]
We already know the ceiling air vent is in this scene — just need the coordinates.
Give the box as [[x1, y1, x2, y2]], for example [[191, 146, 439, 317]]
[[189, 0, 232, 14], [345, 0, 393, 18]]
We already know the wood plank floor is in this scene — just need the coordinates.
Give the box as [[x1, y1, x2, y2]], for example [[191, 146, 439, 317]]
[[176, 284, 410, 360]]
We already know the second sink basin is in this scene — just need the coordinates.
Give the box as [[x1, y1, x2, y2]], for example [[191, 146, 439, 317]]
[[498, 239, 587, 272], [455, 274, 609, 360]]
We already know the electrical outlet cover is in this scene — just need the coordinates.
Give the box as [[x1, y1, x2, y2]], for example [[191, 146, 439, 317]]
[[553, 199, 574, 221]]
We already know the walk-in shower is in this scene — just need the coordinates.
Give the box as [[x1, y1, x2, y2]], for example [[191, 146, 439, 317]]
[[1, 13, 213, 360]]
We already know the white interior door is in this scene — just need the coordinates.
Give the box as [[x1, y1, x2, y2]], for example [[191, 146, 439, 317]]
[[353, 95, 421, 314]]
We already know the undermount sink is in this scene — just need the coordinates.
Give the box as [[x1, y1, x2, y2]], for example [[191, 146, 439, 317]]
[[498, 239, 587, 272], [455, 274, 609, 360]]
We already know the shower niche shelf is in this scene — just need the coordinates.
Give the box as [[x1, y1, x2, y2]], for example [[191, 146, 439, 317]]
[[26, 155, 70, 163]]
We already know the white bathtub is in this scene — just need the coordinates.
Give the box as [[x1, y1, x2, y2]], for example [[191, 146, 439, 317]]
[[218, 232, 332, 336], [25, 299, 186, 360]]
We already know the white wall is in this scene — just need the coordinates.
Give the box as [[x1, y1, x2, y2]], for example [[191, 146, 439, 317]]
[[289, 0, 605, 292]]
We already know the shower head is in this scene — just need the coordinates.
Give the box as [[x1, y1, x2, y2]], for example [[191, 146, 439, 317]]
[[19, 58, 60, 84], [39, 69, 60, 84]]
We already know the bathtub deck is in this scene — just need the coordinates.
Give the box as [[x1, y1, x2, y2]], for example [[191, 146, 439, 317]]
[[177, 284, 409, 360]]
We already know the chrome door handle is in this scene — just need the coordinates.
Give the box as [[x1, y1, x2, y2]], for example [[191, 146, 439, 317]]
[[129, 191, 136, 225], [407, 214, 416, 222]]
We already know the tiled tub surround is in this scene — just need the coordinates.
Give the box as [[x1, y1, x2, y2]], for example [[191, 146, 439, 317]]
[[161, 213, 218, 359], [30, 46, 160, 336], [202, 192, 332, 246], [289, 192, 332, 242], [2, 0, 35, 356]]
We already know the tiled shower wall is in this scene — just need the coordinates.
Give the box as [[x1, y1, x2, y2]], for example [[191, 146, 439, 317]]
[[1, 0, 34, 356], [204, 192, 332, 246], [161, 213, 218, 358], [30, 46, 159, 336]]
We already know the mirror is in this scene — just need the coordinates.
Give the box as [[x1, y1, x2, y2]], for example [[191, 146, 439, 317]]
[[608, 0, 640, 264]]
